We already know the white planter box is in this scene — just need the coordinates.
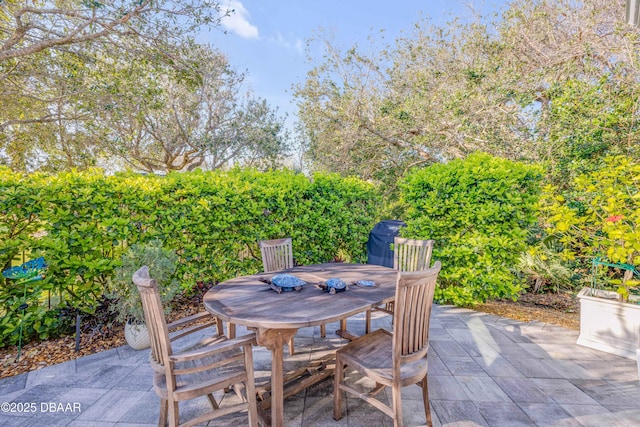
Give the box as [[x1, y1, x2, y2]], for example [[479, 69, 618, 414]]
[[577, 287, 640, 360]]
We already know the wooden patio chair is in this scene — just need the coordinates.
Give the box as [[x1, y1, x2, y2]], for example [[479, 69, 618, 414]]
[[259, 237, 294, 273], [133, 266, 258, 427], [334, 261, 441, 427], [393, 237, 434, 272], [259, 237, 326, 355], [366, 237, 434, 333]]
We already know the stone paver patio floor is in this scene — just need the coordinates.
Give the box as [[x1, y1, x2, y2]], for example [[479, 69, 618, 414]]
[[1, 304, 640, 426]]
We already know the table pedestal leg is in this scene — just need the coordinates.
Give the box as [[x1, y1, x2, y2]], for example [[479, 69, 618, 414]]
[[256, 328, 298, 426]]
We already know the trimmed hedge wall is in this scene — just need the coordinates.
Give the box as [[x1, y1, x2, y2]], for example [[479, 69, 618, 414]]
[[0, 167, 381, 346], [399, 153, 543, 306]]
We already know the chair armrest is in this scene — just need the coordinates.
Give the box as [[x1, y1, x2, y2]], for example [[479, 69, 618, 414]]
[[167, 311, 212, 331], [167, 311, 221, 342], [169, 333, 256, 364]]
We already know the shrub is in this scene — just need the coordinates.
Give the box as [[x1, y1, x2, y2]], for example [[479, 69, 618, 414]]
[[400, 152, 543, 306], [539, 156, 640, 296], [516, 243, 574, 293], [0, 294, 69, 347], [107, 240, 180, 324]]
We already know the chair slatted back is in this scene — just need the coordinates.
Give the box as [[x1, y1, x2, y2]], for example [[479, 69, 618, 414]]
[[132, 267, 173, 378], [392, 261, 441, 363], [393, 237, 434, 272], [259, 237, 293, 272]]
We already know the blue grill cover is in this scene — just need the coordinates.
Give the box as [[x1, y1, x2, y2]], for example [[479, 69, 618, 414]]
[[366, 220, 406, 268]]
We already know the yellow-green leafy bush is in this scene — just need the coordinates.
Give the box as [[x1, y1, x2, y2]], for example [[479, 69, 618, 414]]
[[540, 156, 640, 295]]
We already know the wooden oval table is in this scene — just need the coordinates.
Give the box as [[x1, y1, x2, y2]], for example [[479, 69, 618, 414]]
[[203, 263, 398, 426]]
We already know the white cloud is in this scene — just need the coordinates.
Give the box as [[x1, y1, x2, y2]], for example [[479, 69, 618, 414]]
[[219, 0, 259, 39], [268, 32, 304, 55]]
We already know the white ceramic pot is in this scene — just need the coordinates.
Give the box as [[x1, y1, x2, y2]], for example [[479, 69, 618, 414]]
[[124, 322, 151, 350]]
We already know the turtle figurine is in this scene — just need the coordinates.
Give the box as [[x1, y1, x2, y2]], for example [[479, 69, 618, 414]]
[[355, 279, 377, 288], [316, 277, 348, 294], [260, 273, 306, 293]]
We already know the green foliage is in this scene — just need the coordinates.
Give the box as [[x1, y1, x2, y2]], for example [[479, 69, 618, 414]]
[[0, 168, 380, 346], [400, 153, 543, 306], [540, 156, 640, 294], [297, 173, 382, 264], [0, 168, 71, 346], [0, 304, 68, 348], [517, 243, 574, 293], [545, 79, 639, 186], [108, 240, 180, 324], [0, 167, 44, 271], [0, 277, 69, 347]]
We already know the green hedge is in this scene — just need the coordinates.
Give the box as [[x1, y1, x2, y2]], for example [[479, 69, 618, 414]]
[[0, 167, 380, 346], [399, 153, 542, 306]]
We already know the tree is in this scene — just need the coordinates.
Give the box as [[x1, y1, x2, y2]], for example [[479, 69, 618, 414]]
[[294, 0, 640, 185], [294, 33, 409, 183], [294, 22, 532, 185], [1, 2, 289, 173], [95, 43, 289, 173], [202, 96, 289, 171], [0, 1, 226, 63], [0, 0, 229, 171], [498, 0, 640, 184], [0, 47, 100, 171]]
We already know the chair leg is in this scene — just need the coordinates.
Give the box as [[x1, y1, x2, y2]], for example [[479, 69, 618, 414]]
[[333, 356, 344, 421], [392, 384, 403, 427], [422, 375, 432, 427], [206, 393, 220, 410], [158, 399, 168, 427], [246, 390, 258, 427], [232, 384, 244, 401], [168, 400, 179, 427], [244, 344, 259, 427], [365, 310, 372, 334], [288, 337, 295, 356], [320, 323, 326, 338]]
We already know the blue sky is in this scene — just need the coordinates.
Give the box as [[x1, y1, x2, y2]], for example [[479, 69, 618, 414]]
[[201, 1, 510, 128]]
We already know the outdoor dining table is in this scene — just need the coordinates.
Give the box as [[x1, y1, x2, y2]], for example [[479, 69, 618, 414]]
[[202, 262, 398, 426]]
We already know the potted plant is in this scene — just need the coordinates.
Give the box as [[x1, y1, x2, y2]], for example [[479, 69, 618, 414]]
[[108, 240, 181, 350], [540, 156, 640, 374]]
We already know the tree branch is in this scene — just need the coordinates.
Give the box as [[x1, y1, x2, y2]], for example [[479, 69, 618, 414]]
[[0, 2, 152, 62]]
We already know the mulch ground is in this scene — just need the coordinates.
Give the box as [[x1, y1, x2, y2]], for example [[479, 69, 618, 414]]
[[0, 291, 580, 380], [0, 291, 206, 380], [476, 291, 580, 330]]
